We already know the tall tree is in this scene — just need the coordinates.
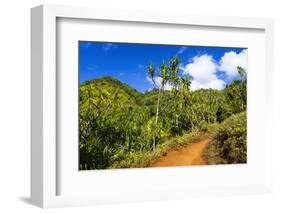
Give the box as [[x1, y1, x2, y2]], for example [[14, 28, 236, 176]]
[[147, 56, 180, 150], [237, 66, 246, 111]]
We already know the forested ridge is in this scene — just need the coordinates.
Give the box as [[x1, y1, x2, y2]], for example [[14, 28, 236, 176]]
[[79, 56, 247, 170]]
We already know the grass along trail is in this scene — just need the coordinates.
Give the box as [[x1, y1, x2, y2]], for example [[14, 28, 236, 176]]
[[150, 138, 210, 167]]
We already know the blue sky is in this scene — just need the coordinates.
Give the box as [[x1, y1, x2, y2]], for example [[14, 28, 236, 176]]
[[79, 41, 247, 93]]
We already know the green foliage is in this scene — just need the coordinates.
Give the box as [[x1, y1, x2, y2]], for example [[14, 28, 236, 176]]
[[225, 67, 247, 113], [203, 112, 247, 164], [79, 62, 247, 169], [225, 80, 247, 113]]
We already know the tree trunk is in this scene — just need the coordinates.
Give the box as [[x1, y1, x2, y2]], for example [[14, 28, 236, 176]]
[[190, 105, 198, 125], [191, 120, 194, 131], [175, 114, 179, 135], [128, 135, 131, 151], [153, 84, 163, 151], [240, 79, 245, 111]]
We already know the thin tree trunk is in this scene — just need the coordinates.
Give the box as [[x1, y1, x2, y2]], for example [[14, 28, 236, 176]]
[[175, 114, 179, 135], [240, 78, 245, 111], [128, 135, 131, 151], [155, 84, 162, 125], [190, 105, 198, 125], [214, 98, 218, 123], [191, 120, 194, 131], [153, 84, 163, 151]]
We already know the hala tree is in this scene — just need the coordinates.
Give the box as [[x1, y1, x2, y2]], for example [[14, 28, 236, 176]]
[[170, 73, 192, 135], [147, 61, 166, 151], [237, 66, 247, 111], [225, 66, 247, 114], [147, 56, 182, 150], [146, 56, 193, 148]]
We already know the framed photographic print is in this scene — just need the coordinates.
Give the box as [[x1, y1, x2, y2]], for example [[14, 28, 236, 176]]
[[31, 4, 274, 208]]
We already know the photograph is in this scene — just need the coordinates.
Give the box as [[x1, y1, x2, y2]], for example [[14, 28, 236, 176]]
[[79, 41, 247, 170]]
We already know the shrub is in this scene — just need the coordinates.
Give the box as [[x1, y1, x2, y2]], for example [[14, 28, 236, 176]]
[[204, 112, 247, 164], [199, 120, 208, 132]]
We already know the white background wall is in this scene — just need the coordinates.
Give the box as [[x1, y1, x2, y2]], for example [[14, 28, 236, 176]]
[[0, 0, 280, 212]]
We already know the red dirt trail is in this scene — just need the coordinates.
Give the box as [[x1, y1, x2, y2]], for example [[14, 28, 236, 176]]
[[150, 139, 210, 167]]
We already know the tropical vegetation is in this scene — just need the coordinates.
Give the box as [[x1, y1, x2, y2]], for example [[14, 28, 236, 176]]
[[79, 56, 247, 170]]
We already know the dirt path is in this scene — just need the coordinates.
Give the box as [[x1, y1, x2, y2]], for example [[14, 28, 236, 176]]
[[150, 139, 210, 167]]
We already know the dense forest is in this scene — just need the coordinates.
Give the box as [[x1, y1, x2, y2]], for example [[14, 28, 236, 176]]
[[79, 56, 247, 170]]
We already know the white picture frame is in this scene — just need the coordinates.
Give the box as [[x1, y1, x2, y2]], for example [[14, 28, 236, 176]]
[[31, 4, 274, 208]]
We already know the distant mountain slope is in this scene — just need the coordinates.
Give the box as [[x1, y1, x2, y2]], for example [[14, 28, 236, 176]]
[[80, 76, 245, 121], [81, 76, 143, 105]]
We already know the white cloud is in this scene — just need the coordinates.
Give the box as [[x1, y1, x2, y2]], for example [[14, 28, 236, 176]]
[[146, 50, 246, 92], [177, 46, 187, 55], [218, 49, 247, 78], [190, 79, 226, 91], [102, 43, 118, 52], [181, 54, 226, 91], [146, 76, 173, 90], [146, 76, 154, 84], [185, 55, 217, 83]]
